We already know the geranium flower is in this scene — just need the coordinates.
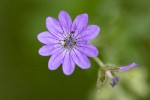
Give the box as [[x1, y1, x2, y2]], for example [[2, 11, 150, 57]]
[[97, 62, 138, 88], [37, 11, 100, 75]]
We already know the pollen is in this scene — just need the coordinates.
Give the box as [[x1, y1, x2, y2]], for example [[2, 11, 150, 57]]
[[61, 35, 76, 49]]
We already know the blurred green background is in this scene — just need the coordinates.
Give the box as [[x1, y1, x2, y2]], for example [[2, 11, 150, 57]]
[[0, 0, 150, 100]]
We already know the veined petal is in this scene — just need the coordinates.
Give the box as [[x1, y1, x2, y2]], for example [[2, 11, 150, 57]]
[[76, 25, 100, 41], [46, 17, 64, 39], [37, 31, 59, 44], [38, 44, 62, 56], [71, 49, 90, 69], [71, 14, 88, 37], [58, 11, 72, 34], [118, 62, 138, 72], [76, 43, 98, 57], [62, 51, 75, 75], [48, 49, 67, 70]]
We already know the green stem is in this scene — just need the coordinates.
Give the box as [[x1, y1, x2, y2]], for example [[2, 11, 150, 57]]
[[93, 57, 105, 67]]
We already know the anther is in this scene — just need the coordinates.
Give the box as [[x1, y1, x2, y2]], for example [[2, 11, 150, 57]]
[[64, 44, 67, 48], [71, 31, 75, 34]]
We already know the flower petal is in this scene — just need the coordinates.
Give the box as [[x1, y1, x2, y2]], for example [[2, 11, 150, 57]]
[[105, 71, 119, 87], [71, 14, 88, 37], [37, 31, 59, 44], [71, 49, 90, 69], [38, 44, 62, 56], [46, 17, 64, 39], [118, 62, 139, 72], [62, 51, 75, 75], [58, 11, 72, 34], [76, 25, 100, 41], [48, 49, 67, 70], [76, 43, 98, 57], [110, 77, 119, 87]]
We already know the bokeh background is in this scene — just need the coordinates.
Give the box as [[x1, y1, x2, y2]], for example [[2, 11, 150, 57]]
[[0, 0, 150, 100]]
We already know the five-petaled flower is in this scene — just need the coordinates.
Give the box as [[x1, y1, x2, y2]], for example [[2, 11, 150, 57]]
[[37, 11, 100, 75]]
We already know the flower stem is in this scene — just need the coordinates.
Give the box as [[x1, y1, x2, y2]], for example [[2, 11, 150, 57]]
[[93, 57, 105, 67]]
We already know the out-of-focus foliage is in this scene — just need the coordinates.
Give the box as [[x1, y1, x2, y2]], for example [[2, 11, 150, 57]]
[[0, 0, 150, 100]]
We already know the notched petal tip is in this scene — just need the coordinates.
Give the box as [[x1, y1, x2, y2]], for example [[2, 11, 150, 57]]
[[46, 17, 53, 25], [58, 10, 72, 34], [78, 25, 100, 41], [62, 52, 75, 76], [58, 10, 71, 19], [75, 13, 88, 21], [38, 45, 51, 56], [63, 69, 74, 76], [97, 25, 100, 34], [71, 13, 88, 35], [59, 10, 70, 15], [37, 31, 58, 44], [80, 13, 88, 19], [93, 25, 100, 36], [46, 16, 59, 28], [37, 32, 48, 42], [94, 49, 99, 57], [48, 50, 66, 71], [48, 58, 61, 71]]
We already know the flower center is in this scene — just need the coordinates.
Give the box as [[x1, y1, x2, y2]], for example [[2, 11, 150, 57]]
[[61, 34, 76, 49]]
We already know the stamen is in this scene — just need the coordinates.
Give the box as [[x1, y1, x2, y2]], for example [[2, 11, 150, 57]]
[[60, 34, 76, 49], [71, 31, 75, 34], [64, 44, 67, 48], [69, 35, 71, 39], [60, 40, 66, 45]]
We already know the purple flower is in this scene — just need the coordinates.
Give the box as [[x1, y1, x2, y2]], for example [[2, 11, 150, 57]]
[[98, 62, 138, 88], [109, 62, 138, 87], [37, 11, 100, 75]]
